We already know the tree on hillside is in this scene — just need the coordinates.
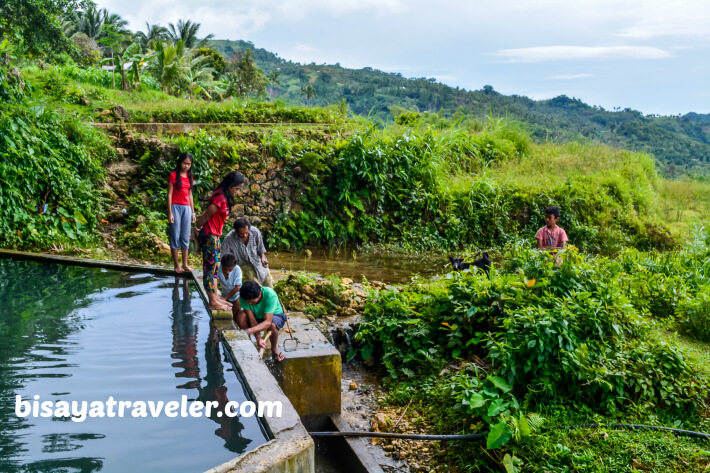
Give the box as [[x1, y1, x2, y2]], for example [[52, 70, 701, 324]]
[[267, 69, 280, 98], [301, 83, 316, 106], [135, 22, 169, 52], [223, 49, 267, 98], [193, 47, 226, 77], [0, 0, 80, 57], [167, 19, 213, 49]]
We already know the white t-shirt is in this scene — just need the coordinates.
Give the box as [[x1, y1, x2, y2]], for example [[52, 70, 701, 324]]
[[217, 265, 243, 302]]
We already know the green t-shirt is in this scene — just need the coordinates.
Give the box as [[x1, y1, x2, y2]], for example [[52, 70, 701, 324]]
[[240, 287, 284, 321]]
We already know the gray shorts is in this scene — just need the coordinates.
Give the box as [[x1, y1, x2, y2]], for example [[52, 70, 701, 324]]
[[168, 204, 191, 249], [271, 312, 287, 330]]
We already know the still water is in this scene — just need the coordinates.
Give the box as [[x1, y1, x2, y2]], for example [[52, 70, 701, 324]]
[[0, 258, 268, 473]]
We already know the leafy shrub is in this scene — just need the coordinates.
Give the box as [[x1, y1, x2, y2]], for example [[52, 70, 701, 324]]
[[0, 67, 113, 248], [676, 285, 710, 342]]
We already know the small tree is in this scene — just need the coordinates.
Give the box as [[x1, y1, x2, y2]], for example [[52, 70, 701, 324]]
[[223, 49, 267, 98], [98, 24, 131, 90], [301, 83, 316, 106]]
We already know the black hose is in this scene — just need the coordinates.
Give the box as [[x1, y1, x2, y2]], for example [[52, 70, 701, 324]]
[[553, 423, 710, 440], [308, 431, 485, 441], [309, 424, 710, 441]]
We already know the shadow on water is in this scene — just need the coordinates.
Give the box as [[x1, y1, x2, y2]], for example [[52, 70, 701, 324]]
[[269, 248, 446, 284], [0, 259, 267, 473]]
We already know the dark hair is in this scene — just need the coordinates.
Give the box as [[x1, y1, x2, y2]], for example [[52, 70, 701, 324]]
[[215, 171, 245, 208], [233, 217, 251, 232], [240, 281, 261, 300], [173, 152, 194, 191], [221, 253, 237, 267], [545, 206, 560, 219]]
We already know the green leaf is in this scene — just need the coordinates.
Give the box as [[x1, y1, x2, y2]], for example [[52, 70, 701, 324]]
[[346, 348, 357, 363], [502, 454, 516, 473], [519, 414, 531, 437], [487, 421, 513, 449], [464, 392, 486, 409], [73, 210, 88, 226], [361, 344, 374, 360], [488, 375, 513, 393], [487, 398, 508, 417]]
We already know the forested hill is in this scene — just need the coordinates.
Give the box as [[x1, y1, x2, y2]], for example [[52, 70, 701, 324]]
[[210, 39, 710, 174]]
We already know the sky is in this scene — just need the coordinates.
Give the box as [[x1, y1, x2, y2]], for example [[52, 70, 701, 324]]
[[94, 0, 710, 116]]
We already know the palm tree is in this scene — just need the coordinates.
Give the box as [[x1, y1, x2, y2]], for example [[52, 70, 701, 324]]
[[149, 40, 191, 95], [267, 69, 280, 98], [135, 22, 169, 52], [74, 6, 129, 41], [301, 83, 316, 106], [167, 19, 214, 49]]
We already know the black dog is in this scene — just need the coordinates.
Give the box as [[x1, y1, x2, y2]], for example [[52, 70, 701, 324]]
[[448, 252, 491, 278]]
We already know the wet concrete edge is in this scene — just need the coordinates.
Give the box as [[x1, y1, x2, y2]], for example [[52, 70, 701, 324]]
[[193, 272, 314, 473], [0, 250, 314, 473]]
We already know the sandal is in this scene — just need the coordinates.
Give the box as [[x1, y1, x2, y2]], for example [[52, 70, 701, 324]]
[[272, 351, 286, 363]]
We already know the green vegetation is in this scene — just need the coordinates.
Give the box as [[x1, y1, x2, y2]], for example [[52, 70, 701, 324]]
[[3, 5, 710, 472], [0, 65, 113, 248], [208, 40, 710, 175], [355, 241, 710, 471]]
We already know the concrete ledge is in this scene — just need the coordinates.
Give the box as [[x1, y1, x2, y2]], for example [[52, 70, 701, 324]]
[[0, 248, 178, 275], [215, 330, 314, 473], [268, 314, 341, 418], [90, 122, 332, 134]]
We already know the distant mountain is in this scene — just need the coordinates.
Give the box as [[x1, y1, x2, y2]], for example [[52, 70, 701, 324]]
[[209, 39, 710, 174]]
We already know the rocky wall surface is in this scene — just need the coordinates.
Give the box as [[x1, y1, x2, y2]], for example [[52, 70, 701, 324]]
[[102, 129, 307, 240]]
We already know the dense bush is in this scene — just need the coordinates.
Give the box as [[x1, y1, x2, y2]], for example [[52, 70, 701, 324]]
[[268, 126, 676, 253], [0, 67, 113, 248], [356, 246, 709, 417]]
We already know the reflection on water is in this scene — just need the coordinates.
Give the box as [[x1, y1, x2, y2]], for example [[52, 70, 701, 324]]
[[0, 259, 268, 473], [269, 249, 446, 284]]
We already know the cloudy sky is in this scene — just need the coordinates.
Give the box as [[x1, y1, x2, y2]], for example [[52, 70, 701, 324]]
[[94, 0, 710, 115]]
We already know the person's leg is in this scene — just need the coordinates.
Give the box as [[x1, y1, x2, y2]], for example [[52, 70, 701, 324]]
[[169, 205, 182, 273], [233, 308, 247, 329], [262, 271, 274, 289], [240, 264, 259, 284], [177, 205, 193, 272], [201, 233, 230, 310], [271, 313, 286, 361]]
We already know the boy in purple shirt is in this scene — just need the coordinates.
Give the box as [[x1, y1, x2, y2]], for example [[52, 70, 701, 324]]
[[535, 206, 568, 249]]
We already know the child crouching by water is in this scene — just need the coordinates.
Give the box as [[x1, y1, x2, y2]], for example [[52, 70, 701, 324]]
[[217, 253, 242, 319], [535, 206, 568, 250], [238, 281, 288, 363]]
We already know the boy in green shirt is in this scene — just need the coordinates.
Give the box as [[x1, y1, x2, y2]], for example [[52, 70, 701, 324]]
[[238, 281, 288, 362]]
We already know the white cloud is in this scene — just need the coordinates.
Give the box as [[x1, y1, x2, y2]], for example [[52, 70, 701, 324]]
[[616, 0, 710, 39], [548, 73, 594, 80], [494, 46, 672, 63]]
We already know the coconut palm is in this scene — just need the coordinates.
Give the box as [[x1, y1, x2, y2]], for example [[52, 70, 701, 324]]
[[149, 40, 191, 95], [135, 22, 169, 52], [301, 83, 316, 106], [167, 19, 214, 49]]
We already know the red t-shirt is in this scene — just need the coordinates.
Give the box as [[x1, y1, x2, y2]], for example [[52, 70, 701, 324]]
[[204, 191, 229, 236], [168, 172, 192, 206]]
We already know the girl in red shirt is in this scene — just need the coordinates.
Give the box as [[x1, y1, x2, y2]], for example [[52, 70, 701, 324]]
[[168, 152, 196, 273], [194, 171, 245, 310]]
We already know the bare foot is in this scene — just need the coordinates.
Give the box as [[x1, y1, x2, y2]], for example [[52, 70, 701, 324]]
[[209, 300, 232, 311], [174, 266, 183, 273], [182, 264, 194, 272]]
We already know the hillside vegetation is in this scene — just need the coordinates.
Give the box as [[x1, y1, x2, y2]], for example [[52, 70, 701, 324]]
[[2, 5, 710, 472]]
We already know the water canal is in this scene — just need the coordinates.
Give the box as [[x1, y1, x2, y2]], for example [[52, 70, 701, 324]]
[[0, 258, 269, 473]]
